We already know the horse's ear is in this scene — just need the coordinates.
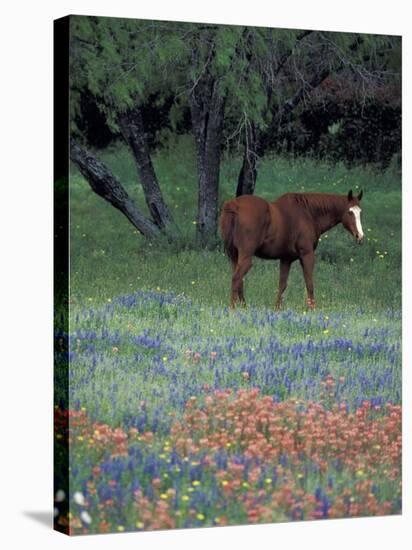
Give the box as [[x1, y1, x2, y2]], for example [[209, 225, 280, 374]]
[[357, 189, 363, 201], [347, 189, 353, 201]]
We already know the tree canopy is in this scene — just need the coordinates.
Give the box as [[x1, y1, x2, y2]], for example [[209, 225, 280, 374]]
[[68, 15, 401, 245]]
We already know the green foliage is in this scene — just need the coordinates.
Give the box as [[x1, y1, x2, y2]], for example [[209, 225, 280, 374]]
[[70, 15, 400, 157], [70, 16, 190, 133], [328, 120, 342, 136], [214, 27, 241, 70]]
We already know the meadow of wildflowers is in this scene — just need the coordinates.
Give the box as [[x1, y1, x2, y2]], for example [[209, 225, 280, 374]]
[[54, 290, 401, 534], [55, 147, 401, 535]]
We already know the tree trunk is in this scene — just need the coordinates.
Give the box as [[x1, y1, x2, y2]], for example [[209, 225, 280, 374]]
[[235, 30, 314, 197], [236, 123, 258, 196], [118, 108, 175, 232], [236, 67, 332, 195], [190, 79, 225, 248], [236, 35, 364, 196], [70, 139, 160, 239]]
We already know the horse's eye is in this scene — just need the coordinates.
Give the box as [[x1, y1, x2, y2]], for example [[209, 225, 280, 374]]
[[349, 211, 354, 216]]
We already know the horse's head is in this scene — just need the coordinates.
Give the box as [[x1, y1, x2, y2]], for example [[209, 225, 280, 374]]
[[342, 189, 364, 243]]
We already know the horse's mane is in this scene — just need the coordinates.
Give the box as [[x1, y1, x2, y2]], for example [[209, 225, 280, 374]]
[[288, 193, 345, 217]]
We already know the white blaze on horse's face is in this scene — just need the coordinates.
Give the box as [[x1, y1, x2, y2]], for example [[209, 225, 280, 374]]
[[349, 206, 364, 241]]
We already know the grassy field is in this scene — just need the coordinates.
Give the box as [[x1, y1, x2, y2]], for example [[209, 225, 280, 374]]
[[54, 137, 402, 534], [69, 136, 401, 311]]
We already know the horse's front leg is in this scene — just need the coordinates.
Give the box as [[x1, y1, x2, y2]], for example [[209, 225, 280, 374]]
[[299, 251, 316, 309]]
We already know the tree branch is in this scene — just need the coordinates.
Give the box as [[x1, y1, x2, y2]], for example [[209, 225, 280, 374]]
[[270, 36, 365, 132], [70, 139, 160, 239]]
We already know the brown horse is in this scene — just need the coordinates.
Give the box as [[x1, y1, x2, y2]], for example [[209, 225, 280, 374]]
[[220, 190, 363, 309]]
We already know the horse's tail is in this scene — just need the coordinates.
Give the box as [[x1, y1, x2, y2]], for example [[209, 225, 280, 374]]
[[220, 200, 239, 264]]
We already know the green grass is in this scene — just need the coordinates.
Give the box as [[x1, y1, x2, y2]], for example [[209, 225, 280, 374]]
[[58, 137, 402, 532], [69, 136, 401, 312]]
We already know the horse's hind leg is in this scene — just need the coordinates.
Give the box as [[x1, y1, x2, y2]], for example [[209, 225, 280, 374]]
[[238, 280, 246, 306], [299, 252, 316, 309], [275, 259, 291, 310], [235, 262, 246, 306], [230, 261, 240, 307], [231, 255, 253, 308]]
